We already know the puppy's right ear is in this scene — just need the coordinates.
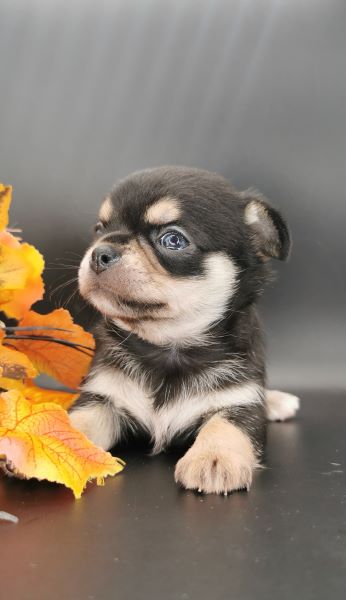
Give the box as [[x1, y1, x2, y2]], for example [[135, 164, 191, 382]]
[[242, 190, 291, 261]]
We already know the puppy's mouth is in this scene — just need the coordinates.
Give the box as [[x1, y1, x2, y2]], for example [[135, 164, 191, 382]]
[[114, 296, 168, 323], [84, 284, 168, 323], [117, 296, 166, 312], [78, 244, 172, 328]]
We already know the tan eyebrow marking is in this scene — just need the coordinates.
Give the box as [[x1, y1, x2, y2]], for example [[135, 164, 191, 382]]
[[99, 196, 114, 222], [144, 196, 181, 225]]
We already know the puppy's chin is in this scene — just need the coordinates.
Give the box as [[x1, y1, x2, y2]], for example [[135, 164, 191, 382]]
[[79, 266, 172, 339], [79, 274, 168, 336], [78, 246, 165, 310], [92, 296, 174, 342]]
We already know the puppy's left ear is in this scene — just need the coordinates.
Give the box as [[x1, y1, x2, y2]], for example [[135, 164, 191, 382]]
[[242, 191, 291, 261]]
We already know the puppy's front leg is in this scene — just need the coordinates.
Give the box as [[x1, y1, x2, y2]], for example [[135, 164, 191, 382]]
[[266, 389, 300, 421], [175, 409, 263, 495], [69, 393, 119, 450]]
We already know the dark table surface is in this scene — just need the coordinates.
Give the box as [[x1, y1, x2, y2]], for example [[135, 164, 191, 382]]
[[1, 390, 345, 600]]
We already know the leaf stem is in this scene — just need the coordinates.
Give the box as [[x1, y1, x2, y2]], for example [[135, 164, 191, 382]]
[[4, 335, 94, 357]]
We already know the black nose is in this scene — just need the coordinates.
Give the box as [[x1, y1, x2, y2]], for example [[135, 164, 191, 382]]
[[90, 245, 120, 274]]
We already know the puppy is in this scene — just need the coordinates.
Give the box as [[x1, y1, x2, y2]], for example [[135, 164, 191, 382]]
[[69, 166, 299, 495]]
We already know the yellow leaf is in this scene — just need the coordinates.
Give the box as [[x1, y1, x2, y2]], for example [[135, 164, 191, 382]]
[[0, 184, 12, 231], [21, 383, 79, 410], [0, 377, 25, 391], [11, 309, 95, 389], [0, 344, 37, 380], [0, 389, 124, 499], [0, 234, 44, 319], [0, 377, 78, 409]]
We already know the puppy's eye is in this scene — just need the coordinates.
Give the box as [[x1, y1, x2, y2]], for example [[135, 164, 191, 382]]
[[160, 231, 189, 250], [94, 222, 105, 236]]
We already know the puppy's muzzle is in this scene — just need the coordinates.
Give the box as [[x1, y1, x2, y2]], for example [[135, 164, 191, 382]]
[[90, 244, 120, 274]]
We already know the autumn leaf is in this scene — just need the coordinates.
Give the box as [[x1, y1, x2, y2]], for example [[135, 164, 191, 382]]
[[0, 183, 121, 500], [10, 309, 95, 389], [20, 383, 78, 410], [0, 376, 78, 409], [0, 230, 21, 247], [0, 232, 44, 320], [0, 389, 124, 498], [0, 326, 37, 382], [0, 184, 12, 231], [0, 183, 44, 319], [0, 344, 37, 381], [0, 377, 26, 391]]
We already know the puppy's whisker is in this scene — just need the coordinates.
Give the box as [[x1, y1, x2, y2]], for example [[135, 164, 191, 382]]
[[60, 285, 80, 309], [49, 256, 81, 266], [64, 251, 82, 259], [49, 276, 79, 299], [45, 265, 79, 272], [105, 322, 134, 348]]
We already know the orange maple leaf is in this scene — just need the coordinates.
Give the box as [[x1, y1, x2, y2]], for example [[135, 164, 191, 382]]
[[21, 383, 79, 410], [0, 184, 44, 319], [0, 376, 78, 409], [0, 230, 44, 320], [9, 308, 95, 389], [0, 389, 124, 498]]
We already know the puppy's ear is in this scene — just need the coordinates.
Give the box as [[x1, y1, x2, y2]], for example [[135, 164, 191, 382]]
[[242, 190, 291, 261]]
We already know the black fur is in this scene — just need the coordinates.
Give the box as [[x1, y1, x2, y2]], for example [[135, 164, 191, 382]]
[[71, 166, 291, 458]]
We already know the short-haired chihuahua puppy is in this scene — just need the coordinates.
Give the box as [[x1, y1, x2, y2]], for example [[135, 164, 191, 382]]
[[70, 166, 299, 495]]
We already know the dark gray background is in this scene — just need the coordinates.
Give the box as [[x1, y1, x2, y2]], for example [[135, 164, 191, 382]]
[[0, 0, 345, 390]]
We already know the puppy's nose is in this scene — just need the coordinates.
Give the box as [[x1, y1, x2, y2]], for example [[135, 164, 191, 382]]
[[90, 245, 120, 274]]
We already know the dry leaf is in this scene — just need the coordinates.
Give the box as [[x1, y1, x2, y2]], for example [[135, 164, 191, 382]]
[[0, 232, 44, 320], [0, 378, 78, 410], [10, 309, 95, 389], [0, 389, 124, 498], [0, 184, 12, 231], [0, 344, 37, 380], [0, 377, 26, 391], [21, 383, 79, 410], [0, 183, 120, 500]]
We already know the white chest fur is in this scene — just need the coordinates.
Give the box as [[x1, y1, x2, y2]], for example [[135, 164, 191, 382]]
[[82, 368, 263, 454]]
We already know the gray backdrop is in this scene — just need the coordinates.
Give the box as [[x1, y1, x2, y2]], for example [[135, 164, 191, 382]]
[[0, 0, 345, 390]]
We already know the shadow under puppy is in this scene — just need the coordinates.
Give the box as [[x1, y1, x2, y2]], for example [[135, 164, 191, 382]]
[[70, 166, 299, 495]]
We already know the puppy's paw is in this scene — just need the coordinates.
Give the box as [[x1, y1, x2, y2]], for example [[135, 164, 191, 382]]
[[175, 445, 256, 495], [68, 405, 115, 450], [266, 389, 300, 422]]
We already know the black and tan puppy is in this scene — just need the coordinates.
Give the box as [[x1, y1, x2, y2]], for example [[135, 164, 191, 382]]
[[69, 166, 299, 494]]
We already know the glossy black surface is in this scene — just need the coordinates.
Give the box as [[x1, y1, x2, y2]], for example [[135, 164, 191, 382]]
[[1, 392, 345, 600]]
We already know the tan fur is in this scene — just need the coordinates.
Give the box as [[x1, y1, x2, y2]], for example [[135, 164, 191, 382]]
[[99, 196, 113, 222], [244, 197, 280, 259], [144, 197, 181, 225], [117, 253, 238, 345], [133, 238, 169, 276], [244, 201, 261, 225], [175, 414, 258, 494], [79, 242, 239, 346]]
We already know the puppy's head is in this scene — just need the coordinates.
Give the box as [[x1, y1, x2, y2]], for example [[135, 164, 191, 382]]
[[79, 166, 291, 345]]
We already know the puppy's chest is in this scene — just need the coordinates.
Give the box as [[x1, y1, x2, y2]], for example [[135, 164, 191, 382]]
[[84, 361, 260, 453], [84, 366, 216, 452]]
